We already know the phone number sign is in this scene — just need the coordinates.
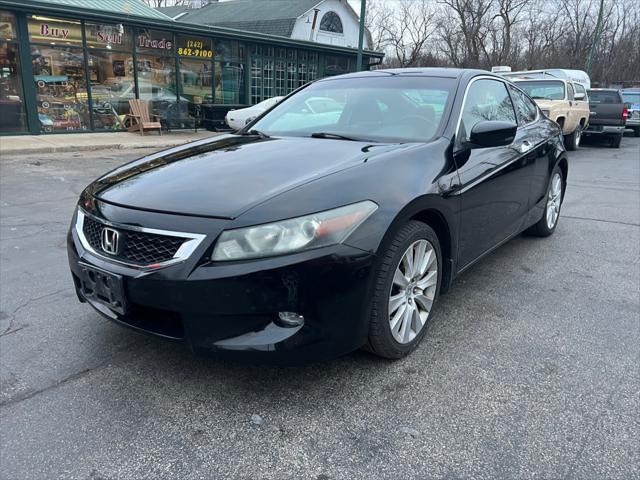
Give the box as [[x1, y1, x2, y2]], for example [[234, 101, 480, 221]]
[[177, 36, 213, 58]]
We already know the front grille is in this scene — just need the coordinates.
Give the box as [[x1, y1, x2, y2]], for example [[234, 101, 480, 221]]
[[82, 215, 187, 266]]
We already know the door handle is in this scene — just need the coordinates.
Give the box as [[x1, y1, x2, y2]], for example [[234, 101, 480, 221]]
[[520, 140, 532, 153]]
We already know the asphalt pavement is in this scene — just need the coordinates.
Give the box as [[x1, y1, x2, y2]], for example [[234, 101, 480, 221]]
[[1, 136, 638, 479]]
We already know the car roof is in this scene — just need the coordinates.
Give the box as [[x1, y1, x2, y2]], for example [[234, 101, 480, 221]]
[[587, 88, 620, 92], [324, 67, 494, 81], [621, 88, 640, 92]]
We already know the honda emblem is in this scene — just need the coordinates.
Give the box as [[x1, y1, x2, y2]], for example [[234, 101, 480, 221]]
[[101, 227, 121, 255]]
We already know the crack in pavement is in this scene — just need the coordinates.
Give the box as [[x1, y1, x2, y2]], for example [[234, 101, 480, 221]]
[[0, 288, 72, 337], [0, 338, 150, 409]]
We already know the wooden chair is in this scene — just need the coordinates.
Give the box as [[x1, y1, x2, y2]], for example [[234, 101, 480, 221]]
[[127, 99, 162, 135]]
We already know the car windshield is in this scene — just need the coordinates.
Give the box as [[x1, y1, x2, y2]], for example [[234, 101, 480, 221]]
[[250, 76, 455, 143], [515, 81, 565, 100], [622, 92, 640, 106], [587, 91, 621, 104]]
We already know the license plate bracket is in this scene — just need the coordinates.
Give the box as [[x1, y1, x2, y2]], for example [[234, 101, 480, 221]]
[[78, 263, 128, 315]]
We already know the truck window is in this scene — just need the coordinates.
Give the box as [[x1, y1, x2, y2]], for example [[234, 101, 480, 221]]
[[587, 91, 622, 104]]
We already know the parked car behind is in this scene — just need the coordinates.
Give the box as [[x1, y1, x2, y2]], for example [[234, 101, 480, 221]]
[[584, 89, 628, 148], [621, 88, 640, 137], [225, 96, 283, 130], [512, 78, 589, 150]]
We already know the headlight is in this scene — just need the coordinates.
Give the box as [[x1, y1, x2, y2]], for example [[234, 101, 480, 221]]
[[212, 201, 378, 261]]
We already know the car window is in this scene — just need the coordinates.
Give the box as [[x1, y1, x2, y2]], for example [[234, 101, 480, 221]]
[[566, 83, 575, 100], [460, 79, 516, 139], [515, 80, 565, 100], [622, 92, 640, 106], [251, 76, 455, 143], [509, 86, 538, 125], [587, 90, 622, 104]]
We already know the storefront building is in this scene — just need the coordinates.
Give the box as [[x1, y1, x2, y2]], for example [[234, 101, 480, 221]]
[[0, 1, 382, 135]]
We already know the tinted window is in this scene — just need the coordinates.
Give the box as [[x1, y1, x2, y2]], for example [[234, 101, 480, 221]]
[[515, 80, 565, 100], [510, 86, 537, 125], [587, 90, 622, 104], [252, 76, 455, 143], [460, 79, 516, 138]]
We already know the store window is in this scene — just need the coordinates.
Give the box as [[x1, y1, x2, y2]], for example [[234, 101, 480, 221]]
[[180, 57, 212, 103], [135, 29, 177, 117], [31, 45, 89, 132], [250, 55, 262, 104], [86, 23, 134, 131], [287, 49, 297, 93], [88, 51, 133, 130], [85, 22, 133, 51], [214, 61, 245, 104], [0, 11, 26, 133], [28, 16, 83, 47]]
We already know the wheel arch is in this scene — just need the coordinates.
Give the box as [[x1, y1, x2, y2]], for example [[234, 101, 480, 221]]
[[556, 155, 569, 197], [377, 196, 458, 295]]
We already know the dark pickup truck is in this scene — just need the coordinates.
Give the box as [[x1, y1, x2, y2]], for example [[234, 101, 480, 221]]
[[584, 89, 628, 148]]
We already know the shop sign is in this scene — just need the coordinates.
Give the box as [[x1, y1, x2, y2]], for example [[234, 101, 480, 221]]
[[136, 29, 173, 53], [177, 36, 213, 58], [28, 16, 83, 45], [85, 23, 132, 50]]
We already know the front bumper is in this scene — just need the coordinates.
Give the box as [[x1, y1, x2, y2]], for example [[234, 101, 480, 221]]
[[67, 205, 377, 364]]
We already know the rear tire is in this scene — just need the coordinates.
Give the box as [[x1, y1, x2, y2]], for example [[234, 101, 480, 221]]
[[610, 134, 622, 148], [367, 221, 442, 359], [525, 166, 564, 237], [564, 125, 581, 151], [634, 127, 640, 138]]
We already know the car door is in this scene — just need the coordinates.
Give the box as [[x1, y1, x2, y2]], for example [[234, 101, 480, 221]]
[[453, 78, 536, 269], [509, 85, 551, 221], [565, 82, 579, 131]]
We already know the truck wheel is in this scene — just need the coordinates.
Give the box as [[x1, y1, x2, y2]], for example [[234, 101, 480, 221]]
[[564, 126, 581, 151], [610, 134, 622, 148]]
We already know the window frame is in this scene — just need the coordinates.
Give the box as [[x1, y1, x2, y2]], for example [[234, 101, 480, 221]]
[[319, 11, 344, 34], [508, 84, 539, 127], [454, 75, 518, 145]]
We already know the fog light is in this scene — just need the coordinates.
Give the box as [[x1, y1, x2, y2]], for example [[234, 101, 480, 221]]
[[277, 311, 304, 327]]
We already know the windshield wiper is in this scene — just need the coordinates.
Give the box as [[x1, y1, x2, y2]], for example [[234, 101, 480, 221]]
[[239, 129, 270, 139], [310, 132, 362, 141]]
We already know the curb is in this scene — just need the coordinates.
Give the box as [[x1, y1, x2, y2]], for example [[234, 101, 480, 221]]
[[0, 140, 199, 156]]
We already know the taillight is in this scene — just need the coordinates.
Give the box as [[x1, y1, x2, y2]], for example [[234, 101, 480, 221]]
[[622, 107, 628, 123]]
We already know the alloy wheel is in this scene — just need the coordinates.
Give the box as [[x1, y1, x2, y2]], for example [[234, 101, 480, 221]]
[[546, 172, 562, 229], [388, 239, 438, 344], [575, 128, 582, 148]]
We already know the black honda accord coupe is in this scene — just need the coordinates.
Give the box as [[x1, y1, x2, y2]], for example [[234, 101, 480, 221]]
[[68, 68, 567, 363]]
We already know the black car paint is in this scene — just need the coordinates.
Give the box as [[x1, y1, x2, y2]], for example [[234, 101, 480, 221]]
[[68, 69, 568, 364]]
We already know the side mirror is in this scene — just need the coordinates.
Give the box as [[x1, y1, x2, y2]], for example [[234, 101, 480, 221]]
[[467, 120, 517, 148], [574, 92, 586, 100]]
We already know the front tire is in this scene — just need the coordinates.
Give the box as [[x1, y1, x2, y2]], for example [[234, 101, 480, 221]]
[[564, 125, 582, 151], [526, 167, 564, 237], [367, 221, 442, 359]]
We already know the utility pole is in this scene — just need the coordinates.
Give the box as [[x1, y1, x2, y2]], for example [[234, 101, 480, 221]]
[[585, 0, 605, 75], [356, 0, 367, 71]]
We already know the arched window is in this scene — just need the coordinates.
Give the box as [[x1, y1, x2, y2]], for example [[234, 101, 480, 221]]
[[319, 11, 343, 34]]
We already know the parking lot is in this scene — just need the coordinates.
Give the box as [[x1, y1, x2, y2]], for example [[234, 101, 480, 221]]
[[1, 136, 638, 479]]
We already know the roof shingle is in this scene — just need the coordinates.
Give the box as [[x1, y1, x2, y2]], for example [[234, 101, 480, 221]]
[[176, 0, 322, 37]]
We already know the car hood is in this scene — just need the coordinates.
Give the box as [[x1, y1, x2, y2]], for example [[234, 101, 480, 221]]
[[88, 135, 404, 218]]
